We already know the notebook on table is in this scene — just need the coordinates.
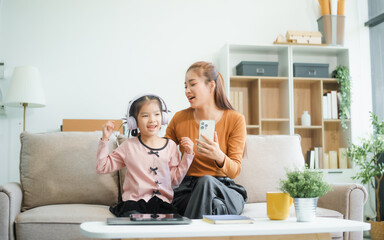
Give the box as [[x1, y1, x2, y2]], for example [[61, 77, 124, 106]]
[[202, 215, 253, 224], [107, 213, 191, 225]]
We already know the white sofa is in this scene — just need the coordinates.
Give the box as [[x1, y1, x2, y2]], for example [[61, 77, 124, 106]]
[[0, 132, 367, 240]]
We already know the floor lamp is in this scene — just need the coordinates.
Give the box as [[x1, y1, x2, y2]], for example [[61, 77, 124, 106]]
[[5, 66, 46, 131]]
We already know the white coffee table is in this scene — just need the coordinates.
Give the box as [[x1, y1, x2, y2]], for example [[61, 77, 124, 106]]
[[80, 217, 370, 240]]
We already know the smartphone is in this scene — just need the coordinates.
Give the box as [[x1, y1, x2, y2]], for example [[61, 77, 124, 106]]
[[198, 120, 215, 145]]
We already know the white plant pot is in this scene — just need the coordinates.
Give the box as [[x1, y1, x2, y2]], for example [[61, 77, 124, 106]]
[[294, 197, 318, 222]]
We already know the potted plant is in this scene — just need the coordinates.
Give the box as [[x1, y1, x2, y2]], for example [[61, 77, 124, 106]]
[[279, 167, 332, 222], [347, 112, 384, 240], [332, 65, 351, 130]]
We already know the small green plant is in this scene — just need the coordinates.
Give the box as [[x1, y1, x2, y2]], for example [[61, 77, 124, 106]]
[[332, 65, 351, 130], [279, 167, 332, 198], [347, 112, 384, 221]]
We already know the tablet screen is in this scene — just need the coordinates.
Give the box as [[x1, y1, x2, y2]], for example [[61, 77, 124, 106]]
[[130, 213, 182, 221]]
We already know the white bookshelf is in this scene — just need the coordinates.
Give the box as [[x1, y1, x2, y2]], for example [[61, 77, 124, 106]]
[[218, 43, 354, 181]]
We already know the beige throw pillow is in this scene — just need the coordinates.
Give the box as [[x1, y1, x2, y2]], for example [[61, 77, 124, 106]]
[[235, 135, 305, 203]]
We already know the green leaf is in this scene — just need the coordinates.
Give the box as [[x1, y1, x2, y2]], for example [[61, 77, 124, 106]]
[[347, 112, 384, 220], [279, 167, 332, 198], [332, 66, 351, 130]]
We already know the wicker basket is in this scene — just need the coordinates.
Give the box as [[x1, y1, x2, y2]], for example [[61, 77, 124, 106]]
[[369, 221, 384, 240]]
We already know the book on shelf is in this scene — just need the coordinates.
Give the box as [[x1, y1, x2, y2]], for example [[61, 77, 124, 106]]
[[230, 90, 237, 112], [306, 147, 323, 169], [327, 92, 332, 119], [238, 91, 244, 115], [234, 91, 239, 112], [329, 151, 338, 169], [202, 215, 253, 224], [323, 152, 329, 169], [306, 150, 314, 169], [322, 95, 328, 119], [338, 148, 348, 169], [230, 90, 243, 114], [314, 147, 319, 169], [322, 91, 339, 120], [331, 91, 338, 119], [309, 149, 315, 169], [318, 147, 323, 169], [306, 150, 311, 167]]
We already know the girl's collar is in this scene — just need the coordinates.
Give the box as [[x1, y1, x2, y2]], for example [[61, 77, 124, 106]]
[[138, 135, 169, 151]]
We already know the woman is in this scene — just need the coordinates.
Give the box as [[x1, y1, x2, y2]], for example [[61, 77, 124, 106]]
[[165, 61, 247, 219]]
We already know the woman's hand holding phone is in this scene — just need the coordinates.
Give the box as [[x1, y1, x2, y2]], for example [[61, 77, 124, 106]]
[[196, 131, 226, 167]]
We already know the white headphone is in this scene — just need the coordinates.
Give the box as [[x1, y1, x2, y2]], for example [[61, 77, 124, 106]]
[[126, 93, 170, 130]]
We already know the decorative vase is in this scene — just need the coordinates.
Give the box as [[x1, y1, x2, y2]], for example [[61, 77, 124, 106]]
[[369, 221, 384, 240], [301, 111, 311, 126], [294, 197, 318, 222]]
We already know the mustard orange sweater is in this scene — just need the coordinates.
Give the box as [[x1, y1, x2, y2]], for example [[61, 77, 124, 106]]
[[165, 108, 246, 179]]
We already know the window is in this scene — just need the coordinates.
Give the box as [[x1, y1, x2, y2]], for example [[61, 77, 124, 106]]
[[367, 0, 384, 118], [367, 0, 384, 222]]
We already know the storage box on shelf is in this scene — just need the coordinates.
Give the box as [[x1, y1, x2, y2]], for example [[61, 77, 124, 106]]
[[293, 63, 329, 78], [218, 44, 353, 183], [236, 61, 279, 76]]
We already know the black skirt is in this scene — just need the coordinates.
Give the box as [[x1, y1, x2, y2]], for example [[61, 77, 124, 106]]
[[172, 175, 248, 219], [110, 196, 177, 217]]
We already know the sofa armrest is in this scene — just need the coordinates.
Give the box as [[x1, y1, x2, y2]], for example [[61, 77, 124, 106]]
[[0, 182, 22, 240], [318, 183, 367, 221], [318, 183, 367, 240]]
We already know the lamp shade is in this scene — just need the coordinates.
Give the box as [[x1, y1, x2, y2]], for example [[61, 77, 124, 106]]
[[5, 66, 46, 107]]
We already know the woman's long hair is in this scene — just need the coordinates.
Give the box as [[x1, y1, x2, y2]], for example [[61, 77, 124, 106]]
[[187, 61, 234, 110]]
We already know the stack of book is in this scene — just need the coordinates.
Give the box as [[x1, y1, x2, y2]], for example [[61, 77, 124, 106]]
[[306, 147, 323, 169], [322, 90, 350, 120], [306, 147, 349, 169], [230, 90, 244, 115]]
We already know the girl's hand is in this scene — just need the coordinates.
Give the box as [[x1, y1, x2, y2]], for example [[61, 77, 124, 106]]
[[180, 137, 194, 155], [196, 131, 226, 167], [102, 121, 115, 141]]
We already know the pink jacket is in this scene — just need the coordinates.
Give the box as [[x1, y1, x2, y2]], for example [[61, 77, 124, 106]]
[[96, 137, 194, 203]]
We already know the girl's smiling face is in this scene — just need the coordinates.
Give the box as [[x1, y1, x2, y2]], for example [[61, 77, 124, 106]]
[[136, 100, 162, 137]]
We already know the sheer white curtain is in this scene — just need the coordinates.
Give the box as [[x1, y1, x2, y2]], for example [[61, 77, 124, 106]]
[[368, 0, 384, 119], [367, 0, 384, 221]]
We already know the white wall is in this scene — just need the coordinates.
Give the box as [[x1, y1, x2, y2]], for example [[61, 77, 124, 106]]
[[0, 0, 371, 185]]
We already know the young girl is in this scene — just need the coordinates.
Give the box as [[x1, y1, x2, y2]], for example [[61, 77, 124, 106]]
[[96, 94, 194, 217]]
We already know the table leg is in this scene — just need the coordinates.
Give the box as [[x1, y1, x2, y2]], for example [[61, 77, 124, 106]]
[[125, 232, 331, 240]]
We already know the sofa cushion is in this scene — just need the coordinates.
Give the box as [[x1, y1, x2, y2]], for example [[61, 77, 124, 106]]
[[15, 204, 114, 240], [241, 202, 343, 239], [235, 135, 305, 203], [20, 132, 119, 211], [15, 204, 114, 223]]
